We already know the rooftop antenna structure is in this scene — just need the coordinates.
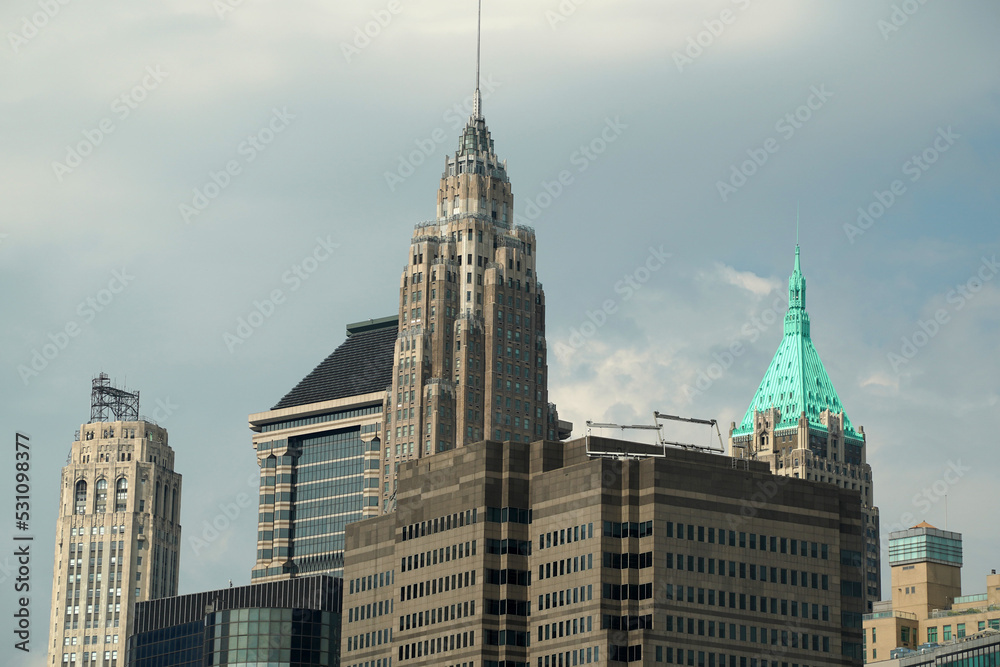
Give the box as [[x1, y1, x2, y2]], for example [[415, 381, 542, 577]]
[[473, 0, 483, 118], [585, 411, 725, 459], [652, 411, 726, 453], [89, 372, 140, 423]]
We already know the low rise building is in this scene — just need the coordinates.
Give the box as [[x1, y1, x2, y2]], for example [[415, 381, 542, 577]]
[[863, 523, 1000, 661]]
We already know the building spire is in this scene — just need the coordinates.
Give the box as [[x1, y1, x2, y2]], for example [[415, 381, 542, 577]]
[[473, 0, 483, 119]]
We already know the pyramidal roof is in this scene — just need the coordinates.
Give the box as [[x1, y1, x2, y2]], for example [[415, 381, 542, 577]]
[[733, 246, 862, 441]]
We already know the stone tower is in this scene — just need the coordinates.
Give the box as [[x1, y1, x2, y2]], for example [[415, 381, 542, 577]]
[[381, 80, 560, 508], [729, 246, 882, 611], [46, 375, 182, 667]]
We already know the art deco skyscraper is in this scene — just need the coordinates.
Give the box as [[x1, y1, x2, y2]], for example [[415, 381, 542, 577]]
[[381, 78, 562, 506], [46, 375, 182, 667], [729, 246, 881, 611]]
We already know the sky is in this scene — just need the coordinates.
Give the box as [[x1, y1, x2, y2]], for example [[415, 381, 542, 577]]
[[2, 1, 998, 664]]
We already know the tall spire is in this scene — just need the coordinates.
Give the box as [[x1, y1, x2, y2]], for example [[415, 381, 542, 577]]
[[473, 0, 482, 119]]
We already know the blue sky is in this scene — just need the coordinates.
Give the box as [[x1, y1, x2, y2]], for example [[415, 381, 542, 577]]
[[2, 2, 998, 663]]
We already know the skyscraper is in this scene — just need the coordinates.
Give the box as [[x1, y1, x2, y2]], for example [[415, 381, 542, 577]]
[[47, 374, 182, 667], [249, 317, 396, 582], [381, 66, 563, 506], [729, 246, 881, 611]]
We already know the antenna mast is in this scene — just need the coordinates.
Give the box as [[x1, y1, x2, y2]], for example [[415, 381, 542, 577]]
[[474, 0, 482, 118]]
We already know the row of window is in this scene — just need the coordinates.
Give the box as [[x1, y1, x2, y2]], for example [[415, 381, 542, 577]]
[[539, 615, 592, 641], [485, 568, 530, 586], [538, 523, 593, 550], [603, 521, 653, 539], [602, 583, 654, 601], [484, 598, 530, 616], [538, 646, 599, 667], [348, 598, 393, 624], [397, 630, 474, 662], [538, 584, 592, 610], [603, 552, 653, 570], [484, 629, 529, 647], [398, 599, 475, 632], [401, 509, 477, 542], [665, 615, 832, 653], [662, 582, 831, 621], [667, 524, 829, 561], [486, 539, 532, 556], [349, 570, 394, 595], [486, 507, 532, 524], [539, 554, 593, 580], [259, 404, 381, 433], [665, 554, 831, 590], [400, 570, 475, 602], [400, 540, 476, 573], [346, 627, 391, 652]]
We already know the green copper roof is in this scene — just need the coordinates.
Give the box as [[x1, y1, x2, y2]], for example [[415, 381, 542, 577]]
[[733, 246, 862, 440]]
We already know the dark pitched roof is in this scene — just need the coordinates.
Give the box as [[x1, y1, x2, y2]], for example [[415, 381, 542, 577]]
[[272, 318, 398, 410]]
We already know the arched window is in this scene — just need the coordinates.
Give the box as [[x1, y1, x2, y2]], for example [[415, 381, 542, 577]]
[[95, 479, 108, 513], [115, 478, 128, 512], [74, 480, 87, 515], [171, 488, 178, 523], [154, 482, 161, 517]]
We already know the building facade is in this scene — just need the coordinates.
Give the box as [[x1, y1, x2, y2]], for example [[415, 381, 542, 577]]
[[863, 523, 1000, 662], [249, 317, 397, 582], [729, 246, 881, 611], [47, 375, 182, 667], [342, 435, 868, 667], [126, 575, 341, 667], [381, 85, 566, 511]]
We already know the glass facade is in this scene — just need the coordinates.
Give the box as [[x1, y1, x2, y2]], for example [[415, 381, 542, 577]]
[[889, 529, 963, 566], [291, 427, 365, 576], [129, 608, 338, 667]]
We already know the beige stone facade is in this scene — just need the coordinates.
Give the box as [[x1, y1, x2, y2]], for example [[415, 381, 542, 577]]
[[46, 419, 181, 667], [381, 106, 564, 514], [342, 436, 868, 667], [863, 524, 1000, 662], [730, 409, 881, 612]]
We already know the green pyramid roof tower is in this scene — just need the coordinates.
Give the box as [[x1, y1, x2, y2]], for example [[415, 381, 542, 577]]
[[732, 245, 862, 440]]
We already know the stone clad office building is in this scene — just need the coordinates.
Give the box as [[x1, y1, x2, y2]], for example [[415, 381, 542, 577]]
[[341, 436, 868, 667]]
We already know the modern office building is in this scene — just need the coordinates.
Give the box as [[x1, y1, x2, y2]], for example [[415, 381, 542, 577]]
[[863, 523, 1000, 662], [47, 374, 182, 667], [729, 245, 882, 611], [249, 317, 396, 582], [342, 435, 868, 667], [126, 575, 341, 667], [380, 32, 572, 510]]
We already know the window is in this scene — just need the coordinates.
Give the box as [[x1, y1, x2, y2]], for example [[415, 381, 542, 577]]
[[74, 480, 87, 514], [115, 478, 128, 512]]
